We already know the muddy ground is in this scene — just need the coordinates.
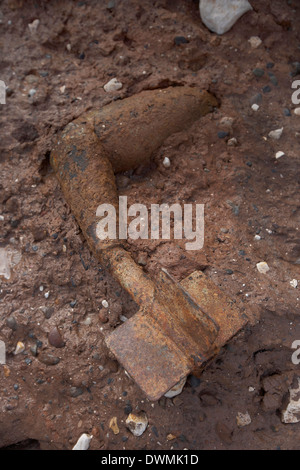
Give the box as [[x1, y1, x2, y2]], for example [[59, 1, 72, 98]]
[[0, 0, 300, 450]]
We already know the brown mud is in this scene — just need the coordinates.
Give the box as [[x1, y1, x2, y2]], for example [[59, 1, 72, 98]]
[[0, 0, 300, 450]]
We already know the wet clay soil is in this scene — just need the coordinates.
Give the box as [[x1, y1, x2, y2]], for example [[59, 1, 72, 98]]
[[0, 0, 300, 450]]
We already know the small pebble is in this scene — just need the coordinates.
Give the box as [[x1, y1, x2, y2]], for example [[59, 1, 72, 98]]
[[294, 108, 300, 115], [290, 279, 298, 288], [126, 412, 148, 437], [268, 128, 283, 140], [14, 341, 25, 355], [70, 387, 84, 398], [38, 353, 60, 366], [72, 433, 92, 451], [254, 235, 261, 241], [227, 137, 238, 146], [256, 261, 270, 274], [162, 157, 171, 168], [253, 68, 264, 78], [28, 19, 39, 34], [102, 299, 109, 308], [164, 377, 186, 398], [217, 131, 229, 139], [174, 36, 189, 45], [6, 316, 17, 331], [109, 416, 120, 435], [104, 78, 123, 93], [251, 104, 259, 111], [48, 327, 65, 348], [263, 85, 271, 93], [236, 411, 251, 427], [28, 89, 37, 98], [275, 151, 285, 160], [283, 108, 291, 116], [248, 36, 262, 48]]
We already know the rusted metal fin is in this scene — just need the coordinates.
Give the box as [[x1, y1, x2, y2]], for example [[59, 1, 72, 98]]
[[105, 310, 192, 402], [155, 268, 219, 347], [181, 270, 248, 350]]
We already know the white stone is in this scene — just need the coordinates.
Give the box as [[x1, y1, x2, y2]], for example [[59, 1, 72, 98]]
[[199, 0, 252, 35], [290, 279, 298, 289], [14, 341, 25, 355], [256, 261, 270, 274], [275, 151, 285, 160], [0, 247, 21, 280], [281, 378, 300, 424], [163, 157, 171, 168], [126, 412, 148, 437], [268, 127, 283, 140], [227, 137, 238, 146], [236, 411, 251, 427], [72, 433, 92, 450], [251, 104, 259, 111], [102, 299, 109, 308], [104, 78, 123, 93], [28, 19, 40, 34], [254, 235, 261, 241], [248, 36, 262, 48], [294, 108, 300, 115], [0, 340, 6, 365], [164, 376, 187, 398]]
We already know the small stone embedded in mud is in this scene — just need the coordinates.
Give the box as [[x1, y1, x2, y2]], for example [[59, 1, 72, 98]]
[[28, 19, 39, 34], [102, 299, 109, 308], [6, 316, 17, 331], [218, 131, 229, 139], [164, 376, 187, 398], [48, 327, 65, 348], [109, 416, 120, 435], [236, 411, 251, 427], [38, 352, 60, 366], [70, 387, 84, 398], [227, 137, 238, 146], [248, 36, 262, 48], [199, 0, 252, 35], [174, 36, 189, 45], [0, 247, 22, 280], [256, 261, 270, 274], [126, 412, 148, 437], [104, 78, 123, 93], [290, 279, 298, 288], [72, 433, 92, 450], [14, 341, 25, 355], [268, 127, 283, 140], [275, 151, 285, 160], [281, 378, 300, 424], [263, 85, 271, 93], [253, 68, 265, 78], [162, 157, 171, 168]]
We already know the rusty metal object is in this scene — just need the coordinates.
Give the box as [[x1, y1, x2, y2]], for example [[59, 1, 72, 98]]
[[51, 86, 247, 401]]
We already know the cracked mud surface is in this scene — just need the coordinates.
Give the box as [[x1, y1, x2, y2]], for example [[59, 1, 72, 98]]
[[0, 0, 300, 450]]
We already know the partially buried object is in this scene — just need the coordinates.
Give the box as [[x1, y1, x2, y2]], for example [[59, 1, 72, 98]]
[[51, 86, 247, 400], [199, 0, 253, 35]]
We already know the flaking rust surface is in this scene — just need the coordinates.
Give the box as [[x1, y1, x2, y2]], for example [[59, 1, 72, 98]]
[[0, 0, 300, 451]]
